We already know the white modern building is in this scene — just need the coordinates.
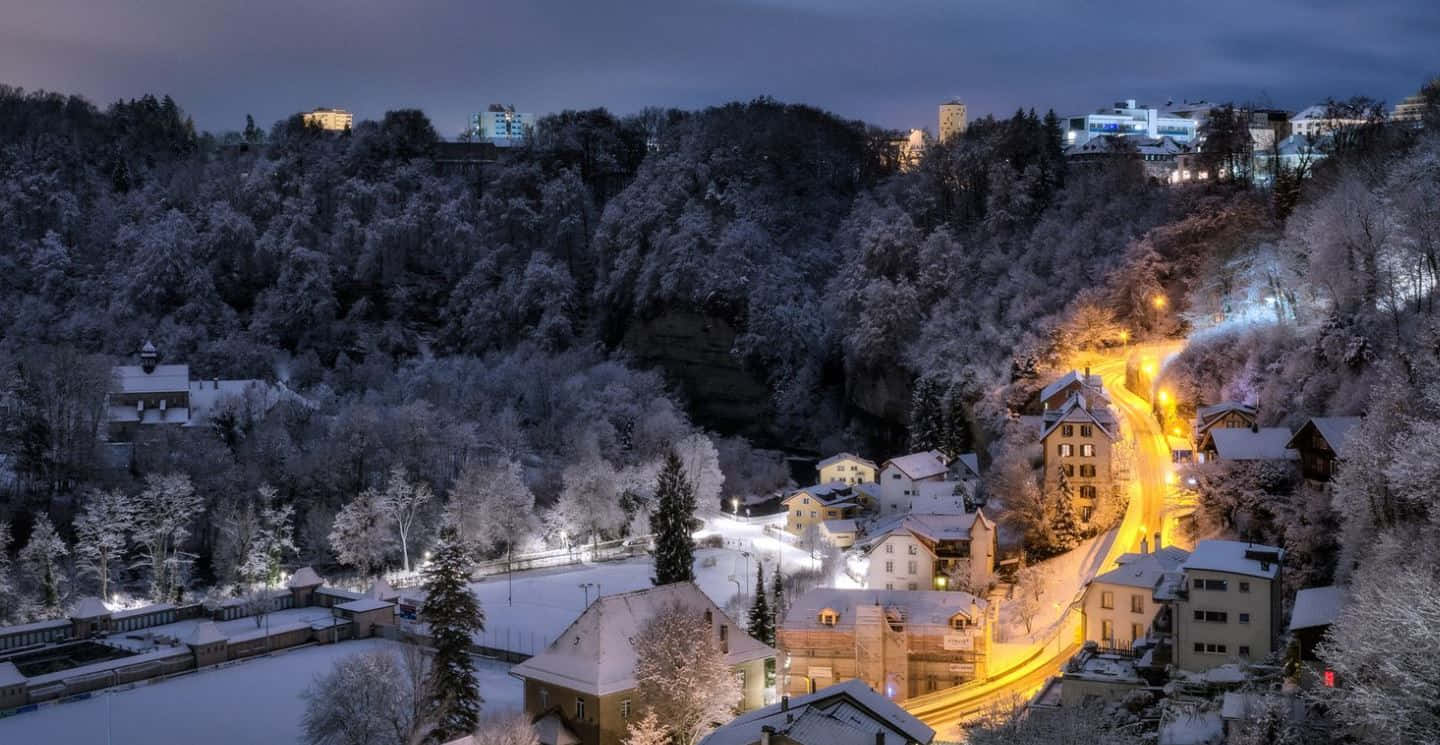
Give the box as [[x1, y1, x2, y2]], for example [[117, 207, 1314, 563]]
[[470, 104, 534, 144], [878, 451, 950, 516], [1063, 99, 1200, 147]]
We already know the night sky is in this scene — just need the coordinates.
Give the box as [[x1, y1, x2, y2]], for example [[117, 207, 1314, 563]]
[[2, 0, 1436, 136]]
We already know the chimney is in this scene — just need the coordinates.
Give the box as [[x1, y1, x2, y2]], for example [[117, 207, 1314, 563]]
[[1085, 365, 1091, 381], [780, 696, 789, 711], [876, 732, 885, 745], [761, 726, 774, 745]]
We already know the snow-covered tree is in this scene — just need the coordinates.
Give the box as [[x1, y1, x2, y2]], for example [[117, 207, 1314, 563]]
[[377, 466, 433, 572], [0, 522, 16, 623], [20, 514, 68, 613], [467, 712, 540, 745], [555, 455, 625, 550], [966, 701, 1144, 745], [330, 488, 397, 575], [622, 709, 668, 745], [301, 648, 422, 745], [771, 569, 786, 628], [1047, 466, 1082, 553], [73, 488, 134, 600], [421, 526, 486, 741], [132, 472, 203, 603], [633, 601, 742, 745], [650, 451, 696, 585], [675, 433, 724, 509], [445, 459, 536, 561], [747, 563, 773, 646], [248, 486, 297, 586]]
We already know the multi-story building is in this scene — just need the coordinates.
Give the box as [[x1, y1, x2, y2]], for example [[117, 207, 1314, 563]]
[[1083, 546, 1190, 650], [1062, 99, 1200, 148], [938, 100, 967, 142], [817, 453, 878, 486], [1171, 540, 1283, 672], [783, 483, 866, 537], [1192, 401, 1258, 444], [863, 510, 997, 593], [878, 451, 949, 516], [778, 589, 988, 702], [1285, 417, 1361, 482], [1040, 394, 1117, 524], [1289, 104, 1370, 139], [470, 104, 534, 144], [1040, 368, 1106, 412], [302, 107, 353, 131], [510, 583, 773, 745], [698, 678, 935, 745], [1392, 93, 1429, 124]]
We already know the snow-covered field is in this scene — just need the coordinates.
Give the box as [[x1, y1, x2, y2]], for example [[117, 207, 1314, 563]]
[[0, 639, 521, 745]]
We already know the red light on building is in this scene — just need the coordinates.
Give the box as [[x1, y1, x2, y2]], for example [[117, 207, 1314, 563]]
[[1323, 669, 1336, 688]]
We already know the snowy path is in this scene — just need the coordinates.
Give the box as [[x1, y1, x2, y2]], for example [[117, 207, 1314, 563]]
[[0, 639, 521, 745]]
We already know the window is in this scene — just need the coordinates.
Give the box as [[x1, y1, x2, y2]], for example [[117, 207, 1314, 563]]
[[1101, 620, 1114, 641], [736, 669, 746, 689], [1079, 486, 1097, 500], [719, 624, 728, 644], [704, 609, 712, 624], [1080, 444, 1095, 457], [1131, 623, 1145, 641], [621, 699, 632, 719], [540, 689, 549, 709], [1193, 610, 1228, 623], [1080, 464, 1096, 477], [1239, 645, 1251, 657], [1059, 444, 1074, 457], [576, 697, 586, 720], [1193, 579, 1228, 591], [1062, 424, 1074, 437], [810, 511, 816, 518], [819, 609, 839, 625], [1131, 595, 1144, 613], [1193, 642, 1228, 654], [1239, 581, 1251, 593], [794, 510, 801, 517], [1101, 591, 1114, 609], [1081, 506, 1094, 521], [950, 615, 968, 630], [885, 583, 893, 590], [803, 497, 811, 505], [908, 582, 918, 591], [907, 560, 918, 574], [1239, 613, 1250, 624], [885, 561, 894, 573], [908, 544, 918, 555], [886, 543, 894, 554], [1064, 464, 1075, 476], [892, 473, 901, 479], [1080, 424, 1093, 437]]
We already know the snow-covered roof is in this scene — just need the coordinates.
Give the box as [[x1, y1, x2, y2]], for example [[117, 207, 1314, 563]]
[[111, 603, 175, 620], [186, 621, 227, 646], [1221, 692, 1263, 721], [368, 578, 396, 600], [1202, 427, 1295, 461], [1065, 648, 1142, 684], [335, 598, 395, 614], [1289, 585, 1343, 631], [286, 566, 324, 588], [785, 483, 860, 507], [784, 589, 985, 631], [24, 648, 190, 688], [1182, 540, 1283, 580], [1196, 401, 1256, 423], [816, 452, 877, 472], [699, 679, 934, 745], [1291, 104, 1329, 121], [822, 519, 859, 535], [0, 661, 24, 687], [1040, 394, 1117, 441], [951, 453, 981, 481], [532, 711, 581, 745], [70, 596, 111, 619], [1286, 417, 1362, 458], [1041, 370, 1104, 404], [510, 582, 773, 697], [113, 364, 190, 395], [882, 451, 948, 481], [1094, 547, 1191, 590], [900, 513, 983, 542]]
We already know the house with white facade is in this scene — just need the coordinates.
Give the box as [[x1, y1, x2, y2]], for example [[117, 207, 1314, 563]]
[[862, 510, 996, 593], [878, 451, 949, 516]]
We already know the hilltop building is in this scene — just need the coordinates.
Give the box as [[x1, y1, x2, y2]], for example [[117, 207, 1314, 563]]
[[817, 453, 878, 486], [938, 100, 966, 142], [470, 104, 534, 144], [1062, 99, 1200, 147], [302, 107, 353, 131]]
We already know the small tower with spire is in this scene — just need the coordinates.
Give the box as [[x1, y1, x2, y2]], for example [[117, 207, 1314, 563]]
[[140, 340, 159, 374]]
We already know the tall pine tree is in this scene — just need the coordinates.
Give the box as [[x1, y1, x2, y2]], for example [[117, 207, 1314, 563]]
[[421, 526, 485, 741], [771, 569, 786, 629], [1048, 465, 1083, 553], [747, 564, 773, 646], [650, 450, 696, 585]]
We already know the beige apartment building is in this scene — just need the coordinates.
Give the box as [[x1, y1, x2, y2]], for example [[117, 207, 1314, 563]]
[[939, 100, 967, 142], [302, 107, 353, 131], [1172, 541, 1283, 671], [510, 583, 773, 745], [1083, 546, 1189, 650], [778, 589, 988, 703], [783, 483, 868, 537], [1040, 393, 1117, 524], [816, 453, 878, 485]]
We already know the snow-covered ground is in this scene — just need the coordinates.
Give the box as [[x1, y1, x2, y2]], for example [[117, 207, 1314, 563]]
[[106, 606, 341, 651], [0, 639, 521, 745], [996, 532, 1110, 643], [457, 513, 837, 655]]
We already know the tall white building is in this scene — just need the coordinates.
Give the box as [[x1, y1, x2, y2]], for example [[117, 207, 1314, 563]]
[[939, 100, 967, 142], [470, 104, 535, 144], [1063, 99, 1200, 147]]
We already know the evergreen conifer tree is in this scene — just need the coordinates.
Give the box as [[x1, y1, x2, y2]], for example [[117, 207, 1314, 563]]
[[1048, 465, 1083, 552], [747, 564, 773, 646], [421, 526, 485, 740], [650, 450, 696, 585], [771, 569, 786, 628], [908, 377, 946, 453]]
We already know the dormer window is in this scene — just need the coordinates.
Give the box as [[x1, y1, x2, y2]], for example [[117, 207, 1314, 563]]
[[818, 609, 839, 626], [949, 614, 969, 630]]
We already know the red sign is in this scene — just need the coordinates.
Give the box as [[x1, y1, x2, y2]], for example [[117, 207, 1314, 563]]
[[1323, 669, 1335, 688]]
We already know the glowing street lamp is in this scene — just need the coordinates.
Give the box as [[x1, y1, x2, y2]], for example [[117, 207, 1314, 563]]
[[1152, 294, 1168, 310], [1158, 390, 1170, 404]]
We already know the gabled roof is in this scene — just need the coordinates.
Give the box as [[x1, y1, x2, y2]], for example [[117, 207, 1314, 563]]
[[286, 566, 324, 588], [510, 582, 772, 696], [822, 519, 859, 535], [70, 596, 111, 619], [783, 589, 985, 632], [817, 452, 878, 472], [784, 483, 858, 507], [186, 621, 227, 646], [951, 453, 981, 481], [1094, 547, 1191, 590], [113, 364, 191, 395], [1195, 401, 1257, 429], [1289, 585, 1343, 632], [882, 451, 948, 481], [335, 598, 395, 614], [1286, 417, 1362, 458], [1040, 394, 1117, 441], [1201, 427, 1295, 461], [700, 679, 934, 745], [1041, 370, 1104, 403], [1182, 540, 1283, 580], [368, 578, 396, 600]]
